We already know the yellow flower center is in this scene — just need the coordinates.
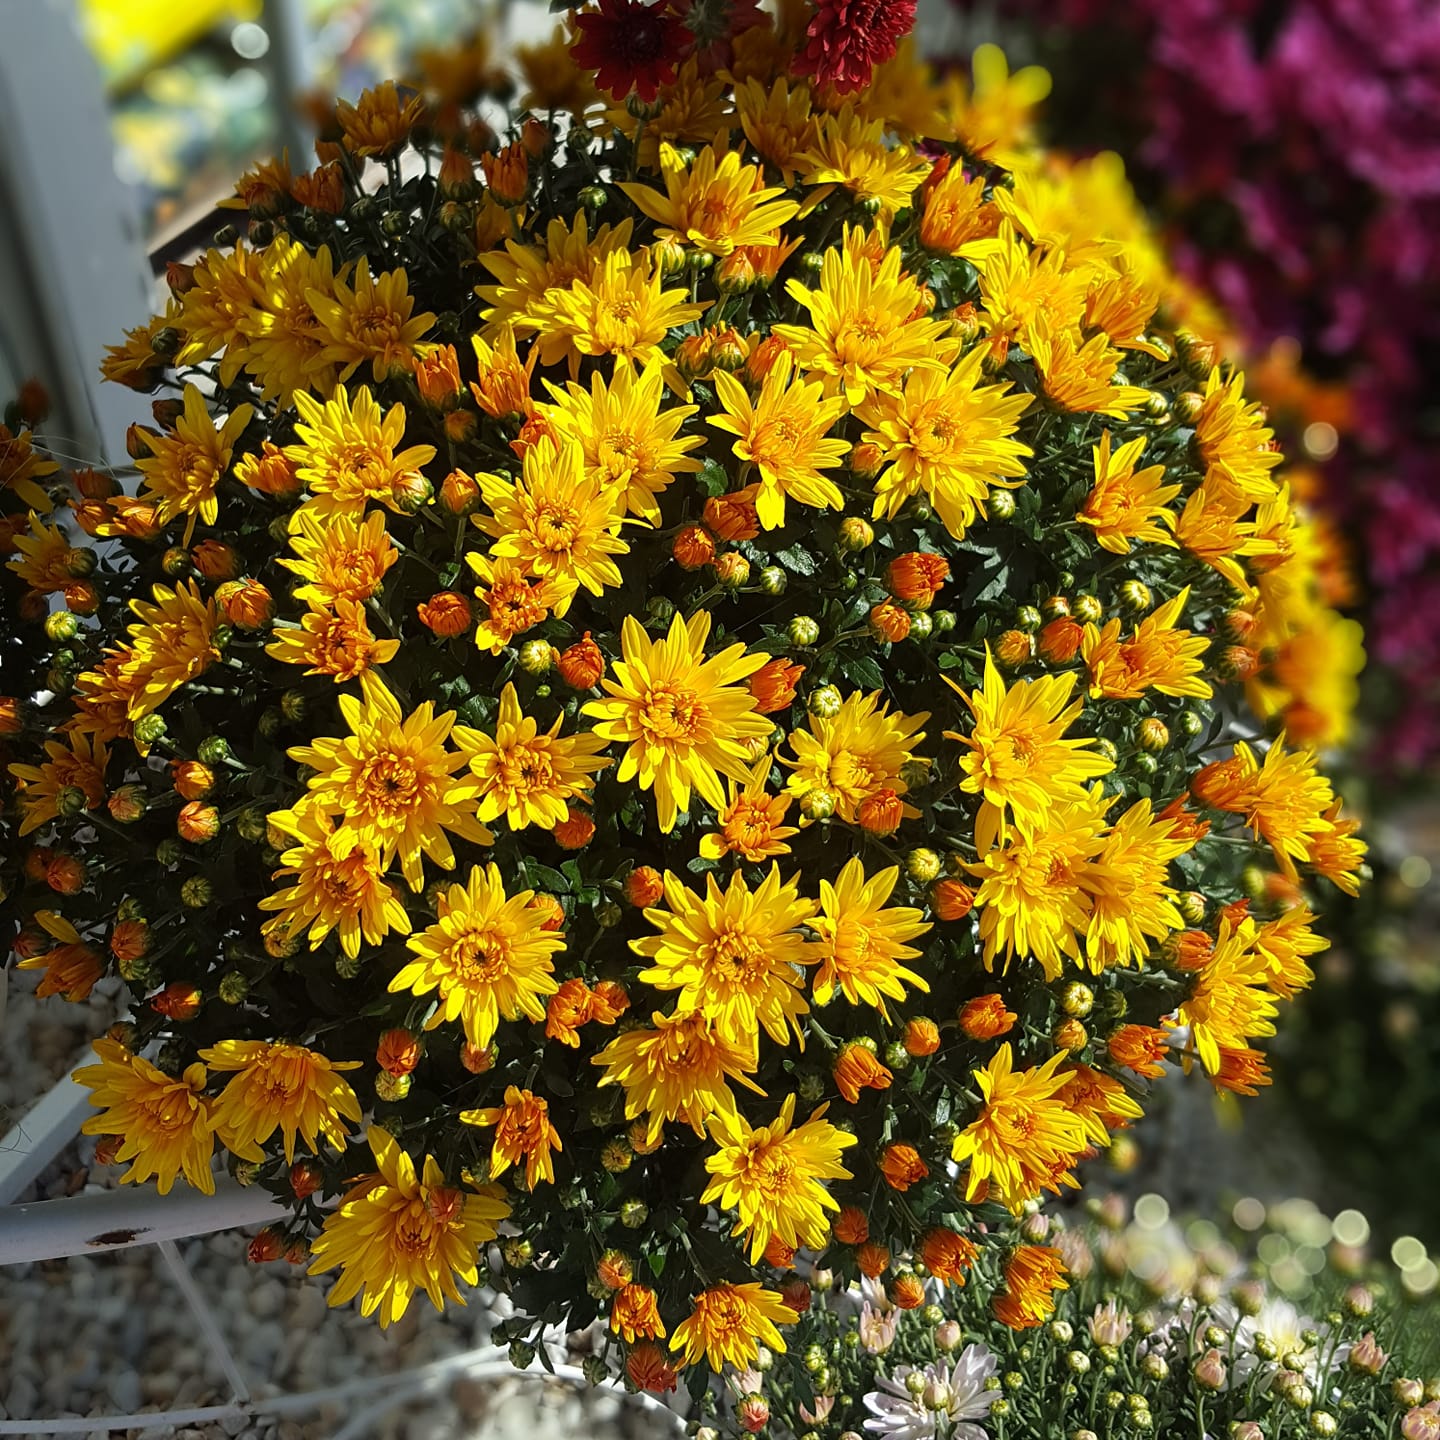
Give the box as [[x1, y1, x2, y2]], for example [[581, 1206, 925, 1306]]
[[532, 502, 580, 552], [448, 926, 513, 984], [391, 1197, 441, 1257], [830, 750, 880, 794], [743, 1142, 797, 1196], [357, 750, 423, 819], [499, 741, 558, 795], [353, 304, 404, 348], [640, 683, 705, 745], [704, 925, 769, 983]]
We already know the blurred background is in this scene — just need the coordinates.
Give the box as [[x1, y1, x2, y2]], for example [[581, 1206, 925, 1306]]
[[2, 0, 1438, 1435]]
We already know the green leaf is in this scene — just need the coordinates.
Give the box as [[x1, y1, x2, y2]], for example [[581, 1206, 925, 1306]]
[[646, 1248, 667, 1278], [845, 654, 885, 690], [774, 544, 818, 576], [698, 458, 731, 497]]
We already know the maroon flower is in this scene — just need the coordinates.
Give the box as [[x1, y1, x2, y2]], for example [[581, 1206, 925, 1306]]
[[794, 0, 918, 94], [571, 0, 691, 103]]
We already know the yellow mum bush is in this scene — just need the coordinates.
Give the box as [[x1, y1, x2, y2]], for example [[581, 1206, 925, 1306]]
[[0, 19, 1364, 1395]]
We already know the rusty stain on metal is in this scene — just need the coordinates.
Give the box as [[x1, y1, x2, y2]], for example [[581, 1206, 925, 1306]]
[[87, 1227, 150, 1246]]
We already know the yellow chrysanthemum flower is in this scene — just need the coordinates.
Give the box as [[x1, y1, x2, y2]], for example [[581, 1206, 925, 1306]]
[[582, 610, 772, 831], [280, 505, 398, 606], [534, 248, 706, 376], [460, 1085, 563, 1190], [592, 1008, 764, 1144], [7, 513, 72, 592], [735, 75, 822, 186], [473, 435, 628, 614], [972, 224, 1088, 355], [309, 1127, 510, 1328], [135, 383, 254, 542], [633, 866, 817, 1046], [1168, 918, 1279, 1075], [702, 1094, 856, 1261], [798, 106, 930, 220], [811, 857, 931, 1017], [670, 1283, 797, 1372], [860, 349, 1033, 538], [120, 580, 221, 720], [1251, 903, 1328, 1000], [951, 1042, 1092, 1212], [246, 237, 340, 402], [199, 1040, 363, 1163], [477, 212, 635, 338], [967, 786, 1111, 979], [775, 227, 952, 406], [284, 385, 436, 520], [100, 303, 182, 390], [919, 164, 1002, 260], [176, 243, 264, 385], [783, 690, 930, 824], [74, 1038, 215, 1196], [265, 598, 399, 682], [709, 352, 849, 529], [1174, 483, 1262, 595], [939, 43, 1051, 170], [1029, 317, 1151, 418], [1082, 587, 1213, 700], [620, 143, 799, 256], [307, 256, 435, 383], [288, 672, 491, 892], [1080, 798, 1194, 970], [698, 756, 799, 862], [0, 423, 60, 511], [947, 650, 1113, 851], [541, 357, 702, 524], [259, 805, 411, 959], [1076, 431, 1180, 554], [7, 731, 108, 835], [467, 552, 569, 654], [390, 862, 565, 1050], [1193, 366, 1285, 511], [453, 682, 611, 831]]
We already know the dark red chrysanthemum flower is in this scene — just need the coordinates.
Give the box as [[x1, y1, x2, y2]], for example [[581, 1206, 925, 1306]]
[[571, 0, 692, 104], [794, 0, 918, 94]]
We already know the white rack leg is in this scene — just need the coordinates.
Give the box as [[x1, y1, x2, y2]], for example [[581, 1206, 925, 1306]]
[[157, 1238, 253, 1404]]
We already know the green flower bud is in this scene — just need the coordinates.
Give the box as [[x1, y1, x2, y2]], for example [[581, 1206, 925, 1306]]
[[788, 615, 821, 647], [181, 876, 213, 908], [197, 736, 231, 766], [838, 517, 874, 552], [509, 1340, 537, 1370], [808, 684, 843, 719], [154, 837, 182, 867], [759, 566, 787, 596], [44, 610, 81, 643], [988, 489, 1017, 521], [907, 611, 933, 640], [518, 639, 554, 675], [1119, 580, 1152, 613], [218, 971, 249, 1004], [619, 1199, 648, 1228], [135, 714, 169, 746]]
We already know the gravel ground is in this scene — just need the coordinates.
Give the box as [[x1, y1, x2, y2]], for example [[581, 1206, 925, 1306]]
[[0, 974, 683, 1440]]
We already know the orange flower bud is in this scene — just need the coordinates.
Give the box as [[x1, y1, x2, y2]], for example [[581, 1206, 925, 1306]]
[[1038, 616, 1084, 664], [890, 1273, 926, 1309], [557, 632, 605, 689], [521, 117, 551, 158], [674, 331, 715, 381], [417, 591, 472, 638], [289, 1160, 324, 1199], [716, 248, 758, 292], [879, 1142, 928, 1192], [171, 760, 217, 800], [712, 551, 750, 589], [903, 1017, 941, 1057], [748, 657, 804, 714], [152, 982, 202, 1020], [855, 1241, 891, 1278], [191, 541, 240, 581], [45, 853, 85, 894], [597, 1248, 634, 1290], [745, 332, 791, 385], [1189, 756, 1250, 811], [439, 469, 481, 516], [849, 440, 884, 478], [445, 409, 477, 444], [704, 484, 761, 541], [919, 1227, 979, 1285], [856, 788, 903, 836], [709, 325, 748, 373], [554, 805, 595, 849], [291, 161, 346, 213], [109, 919, 151, 963], [834, 1042, 892, 1103], [482, 142, 529, 203], [958, 994, 1016, 1040], [1170, 929, 1215, 971], [994, 628, 1036, 668], [780, 1276, 811, 1313], [247, 1228, 286, 1264], [62, 580, 100, 616], [887, 552, 950, 605], [460, 1041, 496, 1074], [177, 801, 220, 843], [437, 146, 479, 199], [528, 893, 566, 931], [217, 578, 274, 631], [672, 524, 716, 570], [625, 866, 664, 908], [763, 1235, 797, 1269], [1216, 644, 1260, 681], [590, 979, 629, 1021], [626, 1341, 677, 1394], [107, 786, 146, 823], [413, 344, 464, 409], [92, 1134, 125, 1166], [0, 696, 21, 735], [73, 468, 118, 501], [868, 600, 911, 643], [24, 847, 52, 882], [235, 441, 302, 497], [932, 878, 975, 921], [376, 1028, 421, 1076], [834, 1205, 869, 1245]]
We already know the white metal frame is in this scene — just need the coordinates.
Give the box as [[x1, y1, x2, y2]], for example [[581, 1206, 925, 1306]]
[[0, 1055, 686, 1438]]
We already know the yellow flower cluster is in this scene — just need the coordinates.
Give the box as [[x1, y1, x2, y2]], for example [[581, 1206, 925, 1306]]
[[0, 20, 1365, 1385]]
